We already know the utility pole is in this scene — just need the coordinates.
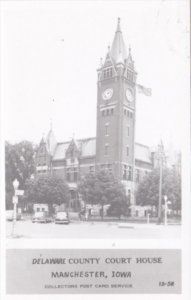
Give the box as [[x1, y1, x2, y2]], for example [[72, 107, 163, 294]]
[[164, 195, 168, 226], [12, 179, 20, 237], [158, 141, 164, 224]]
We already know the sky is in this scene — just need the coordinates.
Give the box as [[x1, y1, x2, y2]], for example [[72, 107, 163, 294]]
[[1, 0, 190, 151]]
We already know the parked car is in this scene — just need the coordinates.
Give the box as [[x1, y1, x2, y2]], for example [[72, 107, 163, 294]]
[[32, 211, 52, 223], [6, 210, 22, 221], [54, 211, 69, 224]]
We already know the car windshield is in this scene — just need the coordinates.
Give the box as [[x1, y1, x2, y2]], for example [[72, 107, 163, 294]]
[[34, 212, 45, 217], [56, 212, 67, 218]]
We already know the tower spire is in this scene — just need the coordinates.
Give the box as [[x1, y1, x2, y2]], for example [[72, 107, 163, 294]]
[[111, 18, 127, 64]]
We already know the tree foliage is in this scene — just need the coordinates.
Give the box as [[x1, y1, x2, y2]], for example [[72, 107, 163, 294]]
[[78, 170, 129, 218], [136, 167, 181, 213], [25, 174, 70, 212], [5, 141, 37, 209], [107, 198, 130, 219]]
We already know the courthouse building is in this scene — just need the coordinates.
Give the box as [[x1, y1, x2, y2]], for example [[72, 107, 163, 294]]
[[35, 19, 156, 215]]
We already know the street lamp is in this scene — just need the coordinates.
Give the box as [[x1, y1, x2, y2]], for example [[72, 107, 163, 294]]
[[12, 178, 19, 237], [164, 195, 171, 226]]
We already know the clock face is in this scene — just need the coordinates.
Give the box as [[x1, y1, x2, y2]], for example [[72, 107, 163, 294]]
[[102, 88, 113, 100], [126, 89, 133, 102]]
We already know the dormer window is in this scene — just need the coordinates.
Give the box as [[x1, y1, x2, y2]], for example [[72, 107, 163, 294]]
[[40, 148, 44, 154], [127, 69, 134, 82], [103, 67, 113, 79]]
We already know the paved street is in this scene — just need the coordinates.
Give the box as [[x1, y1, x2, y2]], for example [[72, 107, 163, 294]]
[[6, 220, 181, 239]]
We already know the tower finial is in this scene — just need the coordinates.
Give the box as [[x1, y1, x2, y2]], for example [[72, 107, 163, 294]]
[[129, 44, 131, 53], [116, 17, 121, 32]]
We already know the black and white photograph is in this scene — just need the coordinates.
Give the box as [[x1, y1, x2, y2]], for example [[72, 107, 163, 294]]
[[0, 0, 190, 298]]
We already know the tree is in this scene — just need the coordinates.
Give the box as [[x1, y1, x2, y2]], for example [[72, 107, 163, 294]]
[[78, 170, 129, 219], [136, 167, 181, 216], [25, 174, 70, 213], [163, 167, 181, 213], [107, 198, 130, 219], [5, 141, 37, 209]]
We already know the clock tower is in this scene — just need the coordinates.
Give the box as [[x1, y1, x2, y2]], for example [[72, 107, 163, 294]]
[[96, 18, 137, 200]]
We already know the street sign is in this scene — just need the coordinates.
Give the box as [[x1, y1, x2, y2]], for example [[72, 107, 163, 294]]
[[15, 190, 24, 196], [12, 196, 18, 204]]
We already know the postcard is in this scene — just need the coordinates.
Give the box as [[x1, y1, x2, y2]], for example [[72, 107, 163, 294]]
[[0, 0, 190, 299]]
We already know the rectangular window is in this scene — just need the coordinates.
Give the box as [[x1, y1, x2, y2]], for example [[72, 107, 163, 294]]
[[127, 166, 132, 181], [128, 189, 131, 201], [127, 126, 130, 136], [66, 168, 70, 182], [124, 109, 126, 115], [89, 166, 94, 173], [126, 146, 129, 156], [107, 109, 109, 116], [105, 124, 109, 136], [73, 167, 78, 182], [123, 165, 127, 180], [104, 144, 108, 155], [135, 169, 140, 182], [127, 110, 130, 117], [102, 110, 105, 116], [111, 108, 114, 115], [71, 190, 75, 199], [107, 164, 112, 174], [74, 172, 78, 182]]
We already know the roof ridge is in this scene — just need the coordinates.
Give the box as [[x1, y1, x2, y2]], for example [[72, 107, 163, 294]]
[[77, 137, 96, 142], [56, 141, 70, 145], [135, 142, 150, 148]]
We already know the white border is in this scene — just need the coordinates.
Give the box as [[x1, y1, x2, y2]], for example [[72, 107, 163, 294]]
[[0, 0, 190, 299]]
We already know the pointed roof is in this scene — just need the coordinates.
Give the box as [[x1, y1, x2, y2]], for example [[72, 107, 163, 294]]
[[103, 45, 114, 68], [111, 18, 128, 64], [52, 137, 152, 164], [39, 137, 46, 145], [46, 128, 57, 156], [126, 45, 134, 69]]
